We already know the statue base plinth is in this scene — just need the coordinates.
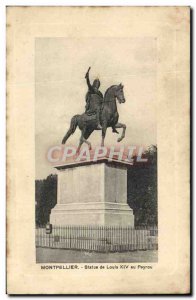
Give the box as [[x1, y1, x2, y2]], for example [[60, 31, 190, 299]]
[[50, 202, 134, 226], [50, 157, 134, 227]]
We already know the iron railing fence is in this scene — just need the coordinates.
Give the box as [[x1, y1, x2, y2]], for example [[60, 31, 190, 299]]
[[36, 225, 158, 252]]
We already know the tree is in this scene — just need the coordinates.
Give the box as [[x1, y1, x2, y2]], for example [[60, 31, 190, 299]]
[[127, 145, 157, 226], [35, 174, 57, 226]]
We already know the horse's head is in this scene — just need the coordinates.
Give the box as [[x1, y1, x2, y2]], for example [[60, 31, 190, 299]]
[[115, 84, 125, 103]]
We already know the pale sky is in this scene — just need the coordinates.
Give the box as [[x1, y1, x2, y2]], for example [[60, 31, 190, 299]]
[[35, 37, 157, 179]]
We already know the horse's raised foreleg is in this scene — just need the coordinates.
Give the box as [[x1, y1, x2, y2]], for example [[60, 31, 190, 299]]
[[101, 124, 107, 147], [112, 127, 119, 134], [114, 122, 126, 143]]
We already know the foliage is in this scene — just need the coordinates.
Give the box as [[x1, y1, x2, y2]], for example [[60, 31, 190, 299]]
[[35, 174, 57, 226], [127, 145, 157, 226]]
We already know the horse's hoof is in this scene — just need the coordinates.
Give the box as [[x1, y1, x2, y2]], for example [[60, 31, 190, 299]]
[[117, 138, 122, 142]]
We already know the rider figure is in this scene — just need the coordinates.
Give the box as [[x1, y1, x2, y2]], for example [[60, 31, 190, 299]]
[[85, 67, 102, 130]]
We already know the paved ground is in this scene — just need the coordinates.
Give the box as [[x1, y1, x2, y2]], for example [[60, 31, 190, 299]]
[[36, 247, 158, 263]]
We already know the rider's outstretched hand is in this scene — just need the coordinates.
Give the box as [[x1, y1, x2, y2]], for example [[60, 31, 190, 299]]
[[85, 67, 91, 78]]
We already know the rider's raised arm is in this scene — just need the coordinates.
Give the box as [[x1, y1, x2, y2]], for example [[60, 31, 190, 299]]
[[86, 73, 91, 89], [85, 67, 93, 92]]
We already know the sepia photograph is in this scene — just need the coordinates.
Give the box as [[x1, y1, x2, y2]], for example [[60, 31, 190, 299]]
[[6, 5, 190, 294], [35, 37, 158, 263]]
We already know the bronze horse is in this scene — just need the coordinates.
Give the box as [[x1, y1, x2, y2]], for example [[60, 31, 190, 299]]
[[62, 84, 126, 152]]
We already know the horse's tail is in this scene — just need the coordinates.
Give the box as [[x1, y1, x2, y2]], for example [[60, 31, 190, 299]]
[[62, 115, 79, 144], [70, 114, 79, 133]]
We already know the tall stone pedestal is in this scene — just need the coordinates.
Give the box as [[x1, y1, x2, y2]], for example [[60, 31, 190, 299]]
[[50, 158, 134, 226]]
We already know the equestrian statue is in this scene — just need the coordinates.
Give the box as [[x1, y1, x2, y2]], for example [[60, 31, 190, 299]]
[[62, 67, 126, 152]]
